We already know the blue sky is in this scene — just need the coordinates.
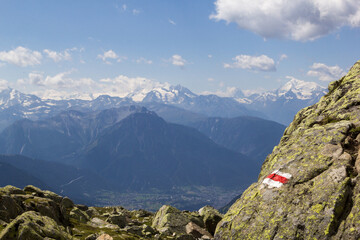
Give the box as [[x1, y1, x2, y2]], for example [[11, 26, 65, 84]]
[[0, 0, 359, 99]]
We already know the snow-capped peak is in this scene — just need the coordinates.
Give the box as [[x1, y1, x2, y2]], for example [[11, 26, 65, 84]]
[[277, 77, 326, 100]]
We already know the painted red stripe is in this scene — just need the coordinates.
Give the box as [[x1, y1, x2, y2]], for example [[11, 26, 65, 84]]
[[266, 173, 289, 184]]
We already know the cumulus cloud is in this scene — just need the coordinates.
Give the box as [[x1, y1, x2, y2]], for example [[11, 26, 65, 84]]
[[97, 50, 125, 64], [170, 55, 187, 67], [136, 57, 153, 64], [210, 0, 360, 41], [224, 54, 276, 72], [202, 87, 241, 97], [307, 63, 346, 81], [43, 49, 72, 62], [169, 19, 176, 25], [21, 70, 94, 89], [0, 79, 9, 90], [0, 46, 42, 67], [18, 71, 170, 101]]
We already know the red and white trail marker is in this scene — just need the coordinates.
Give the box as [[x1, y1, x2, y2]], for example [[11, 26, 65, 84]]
[[262, 170, 292, 188]]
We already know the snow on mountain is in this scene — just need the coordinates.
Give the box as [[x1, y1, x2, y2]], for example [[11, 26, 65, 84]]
[[0, 78, 327, 130], [142, 85, 197, 104], [244, 78, 327, 103], [276, 78, 326, 100], [243, 78, 327, 125]]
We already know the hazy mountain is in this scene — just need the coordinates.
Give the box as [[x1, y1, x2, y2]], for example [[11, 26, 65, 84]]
[[243, 79, 327, 125], [78, 111, 259, 191], [0, 154, 111, 204], [0, 108, 260, 192], [0, 161, 49, 190], [142, 85, 264, 118], [189, 116, 286, 162], [0, 106, 147, 162]]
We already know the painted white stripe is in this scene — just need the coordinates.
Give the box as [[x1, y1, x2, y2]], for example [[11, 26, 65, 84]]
[[272, 170, 292, 179], [262, 178, 284, 188]]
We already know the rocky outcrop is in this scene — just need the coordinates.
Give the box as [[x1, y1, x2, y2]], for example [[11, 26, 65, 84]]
[[0, 184, 221, 239], [0, 211, 71, 240], [199, 206, 223, 235], [152, 205, 215, 239], [215, 61, 360, 239]]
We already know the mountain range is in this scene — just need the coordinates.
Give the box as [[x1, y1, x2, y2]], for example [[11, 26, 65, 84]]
[[0, 106, 280, 209], [0, 78, 321, 209], [0, 78, 326, 131]]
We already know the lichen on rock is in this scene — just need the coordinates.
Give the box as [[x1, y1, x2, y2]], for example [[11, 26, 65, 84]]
[[215, 60, 360, 239]]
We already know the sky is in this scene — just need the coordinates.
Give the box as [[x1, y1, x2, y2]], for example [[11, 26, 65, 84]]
[[0, 0, 359, 99]]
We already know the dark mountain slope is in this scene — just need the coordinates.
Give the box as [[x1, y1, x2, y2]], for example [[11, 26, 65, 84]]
[[0, 154, 111, 205], [0, 106, 147, 162], [0, 161, 49, 190], [190, 116, 286, 162], [79, 111, 259, 191]]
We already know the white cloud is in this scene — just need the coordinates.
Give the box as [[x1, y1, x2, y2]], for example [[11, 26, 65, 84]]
[[18, 71, 170, 101], [307, 63, 346, 81], [224, 54, 276, 72], [211, 0, 360, 41], [202, 87, 240, 97], [208, 78, 215, 82], [22, 70, 93, 89], [136, 57, 153, 64], [122, 4, 127, 11], [170, 55, 187, 67], [97, 50, 125, 64], [0, 46, 42, 67], [0, 79, 9, 90], [169, 19, 176, 25], [279, 54, 288, 61], [43, 49, 72, 62], [132, 9, 140, 15], [208, 54, 213, 58], [99, 75, 169, 101]]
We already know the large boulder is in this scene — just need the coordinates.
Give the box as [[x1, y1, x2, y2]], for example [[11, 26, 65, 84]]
[[152, 205, 190, 235], [198, 206, 223, 235], [215, 61, 360, 239], [0, 211, 71, 240], [0, 195, 23, 223], [22, 196, 66, 225]]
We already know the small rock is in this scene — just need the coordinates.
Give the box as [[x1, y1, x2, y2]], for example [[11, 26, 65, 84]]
[[96, 233, 113, 240], [123, 225, 143, 236], [90, 217, 118, 229], [186, 222, 212, 239], [177, 234, 197, 240], [77, 204, 89, 211], [106, 213, 127, 228], [86, 207, 99, 218], [70, 207, 89, 223], [85, 233, 99, 240], [61, 197, 74, 209]]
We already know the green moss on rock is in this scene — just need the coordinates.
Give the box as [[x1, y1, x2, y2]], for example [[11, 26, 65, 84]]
[[215, 60, 360, 239]]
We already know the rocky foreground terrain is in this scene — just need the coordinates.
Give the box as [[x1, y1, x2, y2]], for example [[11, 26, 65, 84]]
[[215, 60, 360, 239], [0, 185, 222, 239]]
